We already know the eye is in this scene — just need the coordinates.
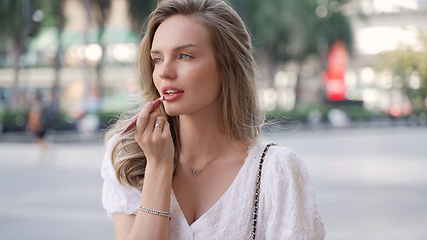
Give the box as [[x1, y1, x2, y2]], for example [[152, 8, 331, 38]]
[[179, 54, 192, 60], [151, 57, 163, 64]]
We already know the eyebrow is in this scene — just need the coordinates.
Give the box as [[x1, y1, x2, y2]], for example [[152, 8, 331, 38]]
[[150, 43, 199, 54]]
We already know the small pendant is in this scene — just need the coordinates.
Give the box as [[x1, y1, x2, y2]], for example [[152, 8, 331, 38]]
[[189, 166, 202, 177]]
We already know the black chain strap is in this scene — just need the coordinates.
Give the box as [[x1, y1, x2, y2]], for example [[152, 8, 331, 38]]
[[251, 143, 277, 240]]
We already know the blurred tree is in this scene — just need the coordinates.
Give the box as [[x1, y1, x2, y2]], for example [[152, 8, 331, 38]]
[[81, 0, 93, 109], [35, 0, 110, 121], [39, 0, 66, 113], [91, 0, 112, 97], [375, 31, 427, 113], [78, 0, 111, 113], [126, 0, 157, 34], [230, 0, 354, 104], [0, 0, 43, 110]]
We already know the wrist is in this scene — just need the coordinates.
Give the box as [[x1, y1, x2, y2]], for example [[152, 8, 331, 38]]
[[142, 160, 174, 203], [145, 160, 174, 176]]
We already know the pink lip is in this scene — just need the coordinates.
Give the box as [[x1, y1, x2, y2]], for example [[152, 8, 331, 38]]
[[161, 86, 184, 102]]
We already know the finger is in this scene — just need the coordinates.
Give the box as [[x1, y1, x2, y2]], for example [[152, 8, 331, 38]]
[[143, 111, 161, 136], [135, 102, 155, 136], [161, 121, 171, 138], [153, 116, 166, 132]]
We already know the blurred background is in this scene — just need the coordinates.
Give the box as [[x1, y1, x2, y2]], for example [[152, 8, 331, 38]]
[[0, 0, 426, 132], [0, 0, 426, 239]]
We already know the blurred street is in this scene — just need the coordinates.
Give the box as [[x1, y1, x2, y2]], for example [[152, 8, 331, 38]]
[[1, 0, 426, 239], [1, 126, 427, 240], [263, 126, 427, 240]]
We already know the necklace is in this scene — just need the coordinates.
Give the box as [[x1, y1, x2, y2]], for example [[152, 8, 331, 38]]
[[181, 141, 230, 177]]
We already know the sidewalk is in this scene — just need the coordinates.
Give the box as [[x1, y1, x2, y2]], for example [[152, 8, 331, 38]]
[[1, 126, 426, 240], [0, 140, 114, 240]]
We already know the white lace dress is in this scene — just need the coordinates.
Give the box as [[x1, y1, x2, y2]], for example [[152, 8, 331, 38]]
[[101, 137, 326, 240]]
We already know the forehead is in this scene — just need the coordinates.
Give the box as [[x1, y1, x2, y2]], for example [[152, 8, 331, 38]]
[[151, 15, 210, 51]]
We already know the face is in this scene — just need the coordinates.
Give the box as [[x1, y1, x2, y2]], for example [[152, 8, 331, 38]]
[[151, 15, 222, 117]]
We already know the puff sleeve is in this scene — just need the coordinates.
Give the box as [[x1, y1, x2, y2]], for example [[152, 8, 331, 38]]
[[257, 146, 326, 239], [101, 134, 142, 219]]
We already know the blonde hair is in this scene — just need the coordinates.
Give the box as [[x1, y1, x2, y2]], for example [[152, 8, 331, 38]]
[[105, 0, 263, 189]]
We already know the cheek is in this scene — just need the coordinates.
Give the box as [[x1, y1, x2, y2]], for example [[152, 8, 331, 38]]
[[152, 74, 161, 92], [191, 68, 221, 96], [196, 60, 222, 87]]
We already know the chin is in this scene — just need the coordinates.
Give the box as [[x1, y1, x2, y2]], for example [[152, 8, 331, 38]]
[[164, 107, 181, 117]]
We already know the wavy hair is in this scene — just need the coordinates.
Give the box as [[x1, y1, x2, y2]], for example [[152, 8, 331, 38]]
[[105, 0, 263, 189]]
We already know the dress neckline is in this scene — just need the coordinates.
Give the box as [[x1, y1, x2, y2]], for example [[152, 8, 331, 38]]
[[171, 141, 259, 229]]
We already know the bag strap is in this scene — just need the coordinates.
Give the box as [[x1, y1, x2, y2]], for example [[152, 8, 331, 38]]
[[251, 143, 277, 240]]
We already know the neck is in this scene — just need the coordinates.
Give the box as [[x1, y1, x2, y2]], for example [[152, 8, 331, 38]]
[[176, 103, 250, 171], [178, 113, 230, 168]]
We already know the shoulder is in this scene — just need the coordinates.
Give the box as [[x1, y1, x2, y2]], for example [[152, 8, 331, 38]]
[[101, 133, 141, 219], [256, 142, 326, 239], [264, 144, 301, 164], [256, 141, 315, 201], [261, 143, 307, 180], [101, 133, 120, 180]]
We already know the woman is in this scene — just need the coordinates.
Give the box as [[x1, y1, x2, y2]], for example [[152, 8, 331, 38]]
[[101, 0, 326, 239], [27, 91, 50, 163]]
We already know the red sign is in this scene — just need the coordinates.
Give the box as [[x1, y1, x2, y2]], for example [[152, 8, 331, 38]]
[[325, 41, 349, 101]]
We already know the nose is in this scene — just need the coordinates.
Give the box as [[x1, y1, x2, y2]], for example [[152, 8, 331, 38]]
[[158, 59, 177, 80]]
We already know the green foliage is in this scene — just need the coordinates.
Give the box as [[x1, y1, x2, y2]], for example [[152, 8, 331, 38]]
[[0, 0, 43, 50], [123, 0, 354, 60], [230, 0, 354, 62], [0, 110, 120, 132], [321, 6, 354, 55], [38, 0, 65, 28], [375, 30, 427, 112], [267, 104, 375, 123], [0, 0, 24, 40], [126, 0, 158, 34], [0, 110, 27, 126]]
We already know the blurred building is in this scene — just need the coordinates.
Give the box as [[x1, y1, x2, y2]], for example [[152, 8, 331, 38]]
[[352, 0, 427, 65], [1, 0, 426, 128], [347, 0, 427, 117], [264, 0, 427, 124], [0, 0, 140, 116]]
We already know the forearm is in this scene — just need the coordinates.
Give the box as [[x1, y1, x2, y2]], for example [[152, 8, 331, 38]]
[[115, 102, 174, 240], [121, 162, 173, 240]]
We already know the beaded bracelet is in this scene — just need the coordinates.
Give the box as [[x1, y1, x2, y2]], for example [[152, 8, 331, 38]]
[[137, 204, 170, 218]]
